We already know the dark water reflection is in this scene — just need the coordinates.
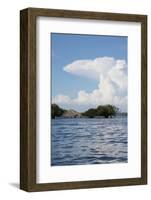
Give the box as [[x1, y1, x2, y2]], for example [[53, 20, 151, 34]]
[[51, 117, 127, 166]]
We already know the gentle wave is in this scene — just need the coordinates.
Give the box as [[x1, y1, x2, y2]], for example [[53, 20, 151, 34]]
[[51, 117, 128, 166]]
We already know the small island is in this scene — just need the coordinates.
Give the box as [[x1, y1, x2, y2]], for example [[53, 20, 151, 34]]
[[51, 104, 126, 119]]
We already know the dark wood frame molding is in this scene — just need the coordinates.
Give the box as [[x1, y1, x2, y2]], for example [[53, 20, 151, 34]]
[[20, 7, 147, 192]]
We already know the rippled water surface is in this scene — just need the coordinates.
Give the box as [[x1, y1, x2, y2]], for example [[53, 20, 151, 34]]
[[51, 117, 127, 166]]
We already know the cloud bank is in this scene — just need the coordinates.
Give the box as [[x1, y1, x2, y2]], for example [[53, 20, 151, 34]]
[[52, 57, 127, 112]]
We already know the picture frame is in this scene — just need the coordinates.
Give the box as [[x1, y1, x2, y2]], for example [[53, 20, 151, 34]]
[[20, 7, 147, 192]]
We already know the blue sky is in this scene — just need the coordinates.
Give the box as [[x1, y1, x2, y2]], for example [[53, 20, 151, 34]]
[[51, 33, 127, 112]]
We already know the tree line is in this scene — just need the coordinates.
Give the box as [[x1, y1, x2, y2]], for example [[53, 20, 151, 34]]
[[51, 104, 119, 119], [82, 105, 119, 118]]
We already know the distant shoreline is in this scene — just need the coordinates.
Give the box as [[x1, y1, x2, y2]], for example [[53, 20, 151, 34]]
[[53, 115, 127, 119], [52, 103, 127, 119]]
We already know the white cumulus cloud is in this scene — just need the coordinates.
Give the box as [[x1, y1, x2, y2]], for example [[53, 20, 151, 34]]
[[52, 95, 71, 104], [52, 57, 127, 112]]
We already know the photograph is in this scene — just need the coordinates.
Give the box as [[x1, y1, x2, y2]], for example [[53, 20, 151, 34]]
[[51, 33, 128, 166]]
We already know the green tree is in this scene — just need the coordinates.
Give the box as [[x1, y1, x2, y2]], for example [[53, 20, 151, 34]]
[[97, 105, 104, 116], [51, 104, 65, 119], [82, 105, 119, 118], [82, 108, 97, 118]]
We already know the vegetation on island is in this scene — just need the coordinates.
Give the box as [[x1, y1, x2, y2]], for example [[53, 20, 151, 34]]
[[51, 104, 120, 119], [82, 105, 119, 118], [51, 104, 66, 119]]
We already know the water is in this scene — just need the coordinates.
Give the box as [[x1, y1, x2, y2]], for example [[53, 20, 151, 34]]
[[51, 117, 127, 166]]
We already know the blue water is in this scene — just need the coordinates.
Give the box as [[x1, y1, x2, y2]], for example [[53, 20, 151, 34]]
[[51, 117, 127, 166]]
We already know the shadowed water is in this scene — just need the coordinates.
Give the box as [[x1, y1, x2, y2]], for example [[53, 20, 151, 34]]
[[51, 117, 127, 166]]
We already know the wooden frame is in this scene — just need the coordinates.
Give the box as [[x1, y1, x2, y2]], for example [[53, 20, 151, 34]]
[[20, 7, 147, 192]]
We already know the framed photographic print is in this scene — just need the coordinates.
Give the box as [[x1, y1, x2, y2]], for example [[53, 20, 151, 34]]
[[20, 8, 147, 191]]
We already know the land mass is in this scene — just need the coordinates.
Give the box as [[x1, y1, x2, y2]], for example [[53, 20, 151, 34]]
[[51, 104, 127, 119]]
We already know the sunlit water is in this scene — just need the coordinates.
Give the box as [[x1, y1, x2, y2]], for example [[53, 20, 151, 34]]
[[51, 117, 127, 166]]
